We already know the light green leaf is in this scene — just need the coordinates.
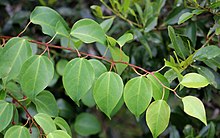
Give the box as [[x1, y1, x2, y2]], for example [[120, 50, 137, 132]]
[[30, 6, 69, 37], [33, 90, 58, 117], [34, 113, 57, 134], [124, 76, 152, 117], [63, 58, 95, 105], [180, 73, 209, 88], [109, 47, 129, 75], [47, 130, 71, 138], [55, 21, 69, 38], [56, 59, 68, 76], [0, 100, 13, 132], [19, 55, 54, 98], [70, 19, 106, 45], [182, 96, 207, 125], [117, 33, 133, 47], [193, 46, 220, 61], [60, 36, 82, 50], [90, 5, 103, 18], [6, 81, 23, 100], [4, 125, 30, 138], [100, 18, 114, 33], [146, 100, 171, 138], [54, 117, 72, 136], [74, 113, 101, 136], [178, 12, 194, 24], [209, 1, 220, 9], [93, 72, 124, 118], [0, 37, 32, 81], [107, 36, 117, 47], [147, 73, 170, 101]]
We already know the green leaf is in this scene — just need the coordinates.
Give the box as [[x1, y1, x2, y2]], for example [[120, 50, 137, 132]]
[[54, 117, 72, 136], [56, 59, 68, 76], [33, 90, 58, 117], [34, 113, 57, 134], [107, 36, 117, 47], [70, 19, 106, 45], [0, 37, 32, 81], [117, 33, 133, 47], [124, 76, 152, 117], [178, 12, 194, 24], [93, 72, 124, 118], [74, 113, 101, 136], [100, 18, 114, 33], [109, 47, 129, 75], [209, 1, 220, 9], [193, 46, 220, 61], [30, 6, 69, 37], [147, 73, 170, 101], [47, 130, 71, 138], [60, 36, 82, 50], [19, 55, 54, 98], [0, 89, 6, 100], [146, 100, 171, 138], [6, 81, 23, 100], [55, 21, 69, 38], [4, 125, 30, 138], [63, 58, 95, 105], [0, 100, 13, 132], [90, 5, 103, 18], [110, 96, 124, 117], [182, 96, 207, 125], [168, 26, 189, 59], [180, 73, 209, 88], [57, 99, 74, 119]]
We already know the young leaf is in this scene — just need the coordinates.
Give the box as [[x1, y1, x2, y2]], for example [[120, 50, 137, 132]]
[[117, 33, 133, 47], [63, 58, 95, 105], [70, 19, 106, 45], [33, 90, 58, 117], [193, 46, 220, 61], [93, 72, 124, 118], [0, 101, 13, 132], [180, 73, 209, 88], [54, 117, 72, 136], [178, 12, 194, 24], [19, 55, 54, 98], [47, 130, 71, 138], [34, 113, 57, 134], [147, 73, 170, 101], [30, 6, 69, 37], [100, 17, 114, 33], [0, 37, 32, 81], [109, 47, 129, 75], [74, 113, 101, 136], [146, 100, 171, 138], [182, 96, 207, 125], [56, 59, 68, 76], [90, 5, 103, 18], [124, 76, 152, 118], [4, 125, 31, 138]]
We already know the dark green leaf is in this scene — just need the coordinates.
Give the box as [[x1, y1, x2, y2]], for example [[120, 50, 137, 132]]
[[56, 59, 68, 76], [74, 113, 101, 136], [19, 55, 54, 98], [193, 46, 220, 61], [178, 12, 193, 24]]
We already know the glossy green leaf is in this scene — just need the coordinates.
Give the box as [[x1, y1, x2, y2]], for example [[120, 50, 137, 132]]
[[93, 72, 124, 118], [54, 117, 72, 136], [182, 96, 207, 125], [193, 46, 220, 61], [124, 76, 152, 117], [107, 36, 117, 47], [147, 73, 170, 101], [47, 130, 71, 138], [180, 73, 209, 88], [70, 19, 106, 44], [55, 21, 69, 38], [0, 100, 13, 132], [33, 90, 58, 117], [34, 113, 57, 134], [0, 37, 32, 81], [100, 18, 114, 33], [178, 12, 193, 24], [19, 55, 54, 98], [30, 6, 69, 37], [109, 47, 129, 75], [91, 5, 103, 18], [168, 26, 189, 59], [146, 100, 171, 138], [63, 58, 95, 105], [117, 33, 133, 47], [56, 59, 68, 76], [4, 125, 30, 138], [74, 113, 101, 136]]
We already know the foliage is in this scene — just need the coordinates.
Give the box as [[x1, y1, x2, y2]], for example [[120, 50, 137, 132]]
[[0, 0, 220, 137]]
